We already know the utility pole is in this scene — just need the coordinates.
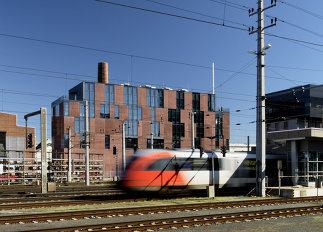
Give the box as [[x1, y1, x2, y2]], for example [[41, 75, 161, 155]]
[[249, 0, 277, 197], [67, 127, 72, 182], [84, 101, 90, 186], [24, 108, 48, 193]]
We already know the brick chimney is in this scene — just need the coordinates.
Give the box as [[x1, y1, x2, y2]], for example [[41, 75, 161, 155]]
[[98, 62, 109, 84]]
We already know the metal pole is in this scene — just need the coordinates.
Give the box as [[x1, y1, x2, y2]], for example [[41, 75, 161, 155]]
[[41, 107, 48, 193], [85, 101, 90, 186], [212, 62, 215, 95], [67, 128, 72, 182], [212, 152, 215, 186], [191, 112, 195, 149], [122, 123, 126, 173], [256, 0, 266, 197], [278, 170, 281, 196], [151, 133, 154, 149], [247, 136, 250, 152]]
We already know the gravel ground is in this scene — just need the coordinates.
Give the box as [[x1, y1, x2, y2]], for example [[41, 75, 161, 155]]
[[166, 214, 323, 232], [0, 201, 322, 232]]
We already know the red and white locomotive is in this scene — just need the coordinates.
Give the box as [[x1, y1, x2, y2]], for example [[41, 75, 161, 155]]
[[121, 149, 286, 192]]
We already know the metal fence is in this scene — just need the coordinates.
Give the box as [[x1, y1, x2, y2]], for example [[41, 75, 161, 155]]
[[0, 150, 104, 185]]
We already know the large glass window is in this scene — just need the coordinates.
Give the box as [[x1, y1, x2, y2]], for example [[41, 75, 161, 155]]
[[115, 105, 119, 119], [80, 102, 84, 117], [126, 138, 138, 149], [64, 102, 69, 116], [208, 94, 216, 112], [176, 91, 184, 109], [105, 84, 114, 105], [124, 86, 138, 106], [84, 83, 95, 118], [192, 93, 200, 111], [74, 117, 80, 134], [100, 104, 110, 118], [63, 133, 69, 149], [147, 88, 164, 108]]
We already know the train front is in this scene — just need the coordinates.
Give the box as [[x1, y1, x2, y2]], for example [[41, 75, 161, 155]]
[[121, 149, 187, 192]]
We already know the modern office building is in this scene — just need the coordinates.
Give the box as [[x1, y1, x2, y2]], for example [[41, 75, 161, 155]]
[[51, 62, 230, 179], [266, 84, 323, 186]]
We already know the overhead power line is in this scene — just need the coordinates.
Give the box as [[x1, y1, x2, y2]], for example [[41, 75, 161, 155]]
[[142, 0, 250, 28], [94, 0, 247, 31], [278, 0, 323, 22], [0, 33, 212, 70], [207, 0, 249, 11]]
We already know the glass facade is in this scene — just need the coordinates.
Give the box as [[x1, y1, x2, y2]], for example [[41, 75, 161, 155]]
[[192, 93, 200, 111], [84, 82, 95, 118], [100, 104, 110, 118], [124, 86, 139, 136], [64, 101, 69, 116], [176, 91, 184, 109], [115, 105, 119, 119], [208, 94, 216, 112], [147, 88, 164, 108]]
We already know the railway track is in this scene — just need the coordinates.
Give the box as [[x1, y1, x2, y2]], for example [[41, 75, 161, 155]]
[[14, 205, 323, 232], [0, 196, 322, 225]]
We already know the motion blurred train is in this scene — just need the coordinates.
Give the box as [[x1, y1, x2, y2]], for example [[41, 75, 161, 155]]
[[121, 149, 286, 192]]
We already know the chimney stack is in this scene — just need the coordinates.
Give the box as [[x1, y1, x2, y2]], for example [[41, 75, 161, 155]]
[[98, 62, 109, 84]]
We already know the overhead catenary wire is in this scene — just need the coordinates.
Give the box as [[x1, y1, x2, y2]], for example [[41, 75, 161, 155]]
[[94, 0, 248, 31], [142, 0, 250, 28], [278, 0, 323, 22]]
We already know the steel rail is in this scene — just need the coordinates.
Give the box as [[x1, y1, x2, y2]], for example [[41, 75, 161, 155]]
[[22, 205, 323, 232], [0, 196, 322, 225]]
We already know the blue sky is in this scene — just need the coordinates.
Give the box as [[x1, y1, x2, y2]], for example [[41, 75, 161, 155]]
[[1, 0, 323, 144]]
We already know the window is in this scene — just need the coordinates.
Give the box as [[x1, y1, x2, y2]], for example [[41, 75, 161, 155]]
[[64, 102, 69, 116], [105, 84, 114, 105], [115, 105, 119, 119], [0, 132, 6, 156], [192, 93, 200, 111], [80, 102, 84, 117], [176, 91, 184, 109], [63, 133, 69, 149], [147, 139, 164, 149], [147, 88, 163, 108], [124, 86, 138, 106], [100, 104, 110, 118], [105, 135, 110, 149], [208, 94, 215, 112], [74, 117, 80, 134], [84, 83, 95, 118], [126, 138, 138, 149]]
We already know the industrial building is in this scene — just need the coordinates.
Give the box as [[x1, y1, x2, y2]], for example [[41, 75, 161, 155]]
[[51, 62, 230, 179]]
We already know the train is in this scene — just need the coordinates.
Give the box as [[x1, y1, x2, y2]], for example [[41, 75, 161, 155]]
[[121, 149, 287, 193]]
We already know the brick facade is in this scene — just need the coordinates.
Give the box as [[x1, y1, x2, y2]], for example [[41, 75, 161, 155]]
[[51, 64, 230, 178]]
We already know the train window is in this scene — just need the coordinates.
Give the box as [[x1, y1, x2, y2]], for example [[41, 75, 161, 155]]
[[145, 158, 174, 171], [145, 157, 212, 171]]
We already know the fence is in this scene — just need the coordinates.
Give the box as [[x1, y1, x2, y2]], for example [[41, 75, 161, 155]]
[[0, 150, 104, 185]]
